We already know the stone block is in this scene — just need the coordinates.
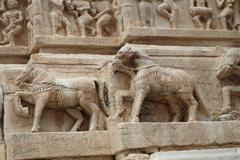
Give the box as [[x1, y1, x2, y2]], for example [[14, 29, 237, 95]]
[[150, 148, 240, 160], [110, 122, 240, 153], [6, 131, 111, 160]]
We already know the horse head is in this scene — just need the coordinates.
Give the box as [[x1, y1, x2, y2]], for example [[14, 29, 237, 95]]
[[112, 44, 144, 78], [15, 63, 35, 87]]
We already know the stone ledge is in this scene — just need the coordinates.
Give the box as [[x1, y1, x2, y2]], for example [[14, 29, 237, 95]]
[[6, 122, 240, 160], [0, 46, 29, 64], [110, 121, 240, 153], [0, 46, 29, 57], [31, 53, 113, 66], [7, 131, 112, 160], [125, 28, 240, 47], [30, 29, 240, 54], [150, 148, 240, 160], [30, 35, 122, 54]]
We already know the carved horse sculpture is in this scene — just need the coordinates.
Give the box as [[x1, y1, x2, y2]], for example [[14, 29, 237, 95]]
[[14, 63, 105, 132], [112, 44, 211, 122], [216, 48, 240, 114]]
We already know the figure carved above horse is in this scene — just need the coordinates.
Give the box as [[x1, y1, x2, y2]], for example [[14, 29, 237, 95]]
[[111, 44, 211, 122], [14, 63, 107, 132]]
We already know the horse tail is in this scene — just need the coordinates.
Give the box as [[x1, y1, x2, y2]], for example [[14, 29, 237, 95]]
[[193, 84, 212, 121], [94, 80, 110, 117]]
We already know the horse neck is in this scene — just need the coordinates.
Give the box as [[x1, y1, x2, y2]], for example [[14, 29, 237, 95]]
[[31, 67, 55, 84], [135, 56, 155, 69]]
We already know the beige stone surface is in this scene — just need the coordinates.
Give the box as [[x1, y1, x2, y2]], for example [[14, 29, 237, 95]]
[[0, 144, 6, 160], [110, 122, 240, 153], [125, 28, 240, 47], [150, 148, 240, 160], [123, 154, 149, 160], [7, 131, 111, 160], [1, 0, 240, 159]]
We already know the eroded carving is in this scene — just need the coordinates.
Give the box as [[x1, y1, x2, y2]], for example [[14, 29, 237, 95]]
[[0, 0, 5, 12], [138, 0, 153, 27], [14, 63, 104, 132], [216, 48, 240, 117], [216, 0, 235, 30], [49, 0, 74, 36], [75, 0, 97, 37], [111, 44, 211, 122], [0, 0, 23, 45], [156, 0, 178, 29], [190, 0, 213, 30]]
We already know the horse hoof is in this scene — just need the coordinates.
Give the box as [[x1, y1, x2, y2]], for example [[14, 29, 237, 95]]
[[131, 117, 140, 123], [31, 127, 40, 133], [221, 107, 232, 114], [89, 128, 97, 131]]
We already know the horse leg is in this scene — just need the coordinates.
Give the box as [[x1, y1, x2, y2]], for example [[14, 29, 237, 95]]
[[131, 87, 149, 122], [31, 93, 49, 132], [66, 108, 84, 132], [168, 100, 182, 122], [13, 91, 32, 117], [79, 96, 99, 131], [179, 93, 198, 122], [114, 90, 133, 119], [221, 86, 232, 114], [221, 85, 240, 114]]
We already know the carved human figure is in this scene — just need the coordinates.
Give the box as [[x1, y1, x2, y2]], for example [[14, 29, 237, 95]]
[[138, 0, 153, 27], [49, 0, 74, 36], [111, 44, 211, 122], [216, 48, 240, 114], [26, 0, 33, 44], [112, 0, 124, 36], [14, 63, 106, 132], [76, 1, 96, 37], [156, 0, 178, 28], [0, 0, 5, 11], [189, 0, 213, 30], [216, 0, 235, 30], [93, 1, 115, 37], [0, 0, 23, 46]]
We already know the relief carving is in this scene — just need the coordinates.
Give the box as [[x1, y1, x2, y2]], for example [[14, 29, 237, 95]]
[[0, 0, 23, 46], [156, 0, 178, 29], [216, 0, 235, 30], [26, 0, 33, 44], [75, 0, 97, 37], [0, 0, 5, 12], [190, 0, 213, 30], [13, 63, 105, 132], [216, 48, 240, 119], [138, 0, 153, 27], [49, 0, 74, 36], [111, 44, 211, 122]]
